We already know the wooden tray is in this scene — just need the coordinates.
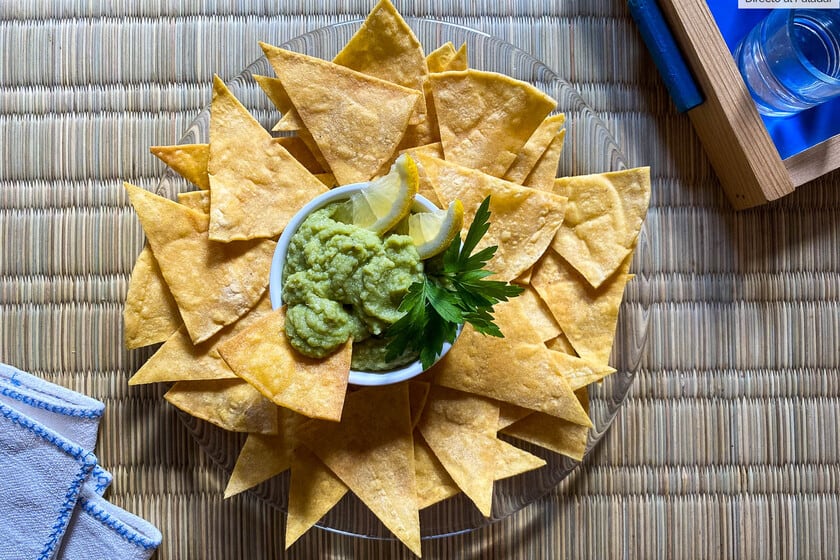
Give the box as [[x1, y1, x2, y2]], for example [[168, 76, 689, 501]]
[[659, 0, 840, 209]]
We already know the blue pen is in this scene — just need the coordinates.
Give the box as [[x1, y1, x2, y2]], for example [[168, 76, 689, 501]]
[[627, 0, 704, 113]]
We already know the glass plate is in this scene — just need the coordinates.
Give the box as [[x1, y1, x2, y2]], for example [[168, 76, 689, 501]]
[[159, 18, 650, 541]]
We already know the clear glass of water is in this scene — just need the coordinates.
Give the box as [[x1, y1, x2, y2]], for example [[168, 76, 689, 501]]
[[735, 9, 840, 117]]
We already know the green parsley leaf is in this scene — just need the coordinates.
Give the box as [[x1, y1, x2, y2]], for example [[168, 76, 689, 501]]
[[385, 195, 524, 369]]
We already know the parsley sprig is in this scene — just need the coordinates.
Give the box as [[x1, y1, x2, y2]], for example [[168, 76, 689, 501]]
[[385, 196, 524, 369]]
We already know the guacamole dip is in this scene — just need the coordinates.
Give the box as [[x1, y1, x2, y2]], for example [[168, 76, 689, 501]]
[[282, 202, 423, 371]]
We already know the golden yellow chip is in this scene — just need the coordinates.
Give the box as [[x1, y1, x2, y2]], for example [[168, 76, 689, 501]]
[[416, 386, 499, 517], [429, 69, 556, 177], [275, 136, 326, 174], [532, 249, 632, 366], [416, 155, 567, 281], [496, 402, 532, 430], [260, 43, 422, 185], [286, 447, 348, 548], [297, 384, 420, 556], [414, 435, 460, 509], [128, 293, 272, 385], [333, 0, 428, 122], [426, 42, 458, 73], [493, 439, 546, 480], [164, 379, 278, 434], [208, 76, 327, 241], [150, 143, 210, 190], [551, 167, 650, 288], [503, 114, 565, 184], [523, 128, 566, 191], [177, 190, 210, 214], [501, 389, 590, 461], [545, 332, 577, 356], [218, 306, 351, 422], [516, 286, 562, 343], [550, 348, 615, 391], [409, 381, 430, 429], [313, 173, 338, 188], [123, 245, 180, 349], [431, 296, 591, 426], [224, 407, 304, 498], [447, 43, 468, 71], [124, 182, 274, 344]]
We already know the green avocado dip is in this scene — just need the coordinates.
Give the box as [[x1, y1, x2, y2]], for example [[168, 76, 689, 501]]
[[282, 202, 423, 371]]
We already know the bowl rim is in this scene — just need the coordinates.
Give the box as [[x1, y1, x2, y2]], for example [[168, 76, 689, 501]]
[[268, 182, 458, 386]]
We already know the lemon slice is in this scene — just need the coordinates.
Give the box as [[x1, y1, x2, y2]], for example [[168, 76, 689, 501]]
[[408, 199, 465, 259], [347, 154, 419, 234]]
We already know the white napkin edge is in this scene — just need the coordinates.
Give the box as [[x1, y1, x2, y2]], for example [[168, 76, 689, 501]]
[[0, 400, 98, 559], [0, 364, 105, 418], [76, 485, 163, 552]]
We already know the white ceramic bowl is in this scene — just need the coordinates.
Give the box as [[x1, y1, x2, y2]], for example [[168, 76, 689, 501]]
[[268, 183, 458, 386]]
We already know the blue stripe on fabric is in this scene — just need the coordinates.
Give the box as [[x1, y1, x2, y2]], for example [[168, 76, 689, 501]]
[[0, 385, 104, 419], [0, 402, 97, 560], [78, 496, 162, 551]]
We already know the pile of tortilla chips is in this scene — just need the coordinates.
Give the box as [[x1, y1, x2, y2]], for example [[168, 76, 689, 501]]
[[122, 0, 650, 556]]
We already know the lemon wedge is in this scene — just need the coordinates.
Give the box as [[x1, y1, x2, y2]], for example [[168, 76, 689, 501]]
[[408, 199, 464, 259], [346, 154, 419, 234]]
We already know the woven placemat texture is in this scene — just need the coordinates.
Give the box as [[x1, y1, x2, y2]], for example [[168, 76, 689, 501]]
[[2, 1, 840, 558]]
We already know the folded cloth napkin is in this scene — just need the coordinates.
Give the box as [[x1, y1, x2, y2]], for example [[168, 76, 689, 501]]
[[0, 364, 161, 560]]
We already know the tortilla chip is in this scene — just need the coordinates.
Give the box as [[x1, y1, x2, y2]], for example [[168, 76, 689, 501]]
[[177, 190, 210, 214], [401, 142, 444, 160], [124, 182, 274, 344], [208, 76, 327, 241], [313, 173, 338, 188], [297, 384, 420, 556], [431, 300, 591, 426], [260, 43, 422, 185], [333, 0, 428, 121], [503, 114, 565, 184], [123, 245, 181, 349], [551, 349, 614, 391], [285, 447, 348, 548], [493, 439, 546, 479], [128, 293, 272, 385], [523, 128, 566, 192], [516, 287, 562, 343], [430, 69, 556, 177], [513, 266, 533, 286], [414, 435, 460, 509], [218, 306, 350, 422], [409, 381, 430, 429], [551, 167, 650, 288], [545, 333, 577, 356], [497, 402, 532, 430], [275, 136, 326, 174], [416, 155, 567, 281], [447, 43, 468, 71], [532, 249, 632, 365], [426, 42, 458, 73], [164, 379, 278, 434], [150, 144, 210, 190], [224, 407, 304, 498], [501, 412, 589, 462], [416, 386, 499, 516]]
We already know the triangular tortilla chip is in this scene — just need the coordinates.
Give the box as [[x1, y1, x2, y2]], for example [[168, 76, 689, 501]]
[[503, 114, 565, 184], [297, 384, 420, 556], [493, 439, 546, 479], [414, 435, 460, 509], [523, 128, 566, 191], [416, 155, 567, 281], [516, 286, 562, 343], [150, 144, 210, 190], [501, 412, 589, 462], [223, 407, 304, 498], [333, 0, 428, 122], [275, 136, 325, 174], [164, 379, 278, 434], [431, 299, 591, 426], [532, 249, 632, 365], [123, 245, 181, 349], [496, 402, 532, 431], [430, 69, 556, 177], [416, 386, 499, 517], [551, 167, 650, 288], [128, 293, 272, 385], [124, 182, 274, 344], [217, 306, 351, 422], [285, 447, 349, 548], [551, 349, 614, 390], [260, 43, 422, 185], [545, 332, 577, 356], [426, 42, 467, 73], [177, 190, 210, 214], [208, 76, 327, 241]]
